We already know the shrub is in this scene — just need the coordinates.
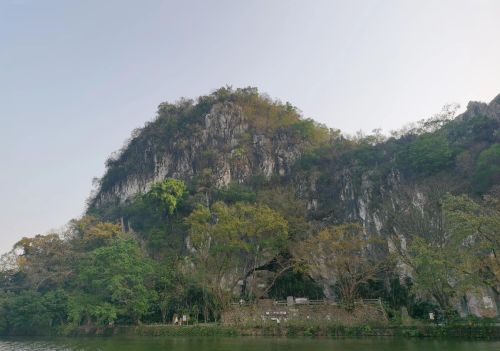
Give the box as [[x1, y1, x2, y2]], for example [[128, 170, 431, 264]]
[[398, 133, 453, 175], [474, 143, 500, 193]]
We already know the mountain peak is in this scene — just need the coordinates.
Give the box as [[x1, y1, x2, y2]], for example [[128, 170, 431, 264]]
[[89, 88, 330, 209]]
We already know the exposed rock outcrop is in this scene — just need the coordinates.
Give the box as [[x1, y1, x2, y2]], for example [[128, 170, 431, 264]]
[[92, 101, 308, 207]]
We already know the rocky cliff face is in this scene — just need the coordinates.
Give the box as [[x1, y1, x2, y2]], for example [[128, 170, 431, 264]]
[[301, 95, 500, 237], [460, 94, 500, 120], [91, 100, 310, 208]]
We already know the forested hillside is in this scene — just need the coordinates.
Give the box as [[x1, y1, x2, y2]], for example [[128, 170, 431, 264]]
[[1, 87, 499, 334]]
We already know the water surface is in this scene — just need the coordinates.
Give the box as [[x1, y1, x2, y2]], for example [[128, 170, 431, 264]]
[[0, 337, 498, 351]]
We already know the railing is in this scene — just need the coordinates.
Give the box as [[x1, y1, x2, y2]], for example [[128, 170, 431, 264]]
[[231, 297, 384, 308]]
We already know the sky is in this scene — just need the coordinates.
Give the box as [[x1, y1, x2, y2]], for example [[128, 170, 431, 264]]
[[1, 0, 500, 254]]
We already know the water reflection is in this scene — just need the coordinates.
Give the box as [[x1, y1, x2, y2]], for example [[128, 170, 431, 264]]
[[0, 337, 499, 351]]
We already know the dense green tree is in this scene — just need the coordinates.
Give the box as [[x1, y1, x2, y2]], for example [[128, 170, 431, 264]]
[[0, 290, 68, 334], [256, 186, 310, 240], [216, 183, 256, 204], [67, 292, 118, 327], [401, 192, 500, 315], [152, 260, 185, 324], [69, 215, 125, 250], [398, 133, 453, 175], [145, 178, 186, 215], [75, 239, 154, 324], [474, 143, 500, 193], [186, 202, 288, 317], [406, 236, 459, 313], [9, 234, 73, 291], [295, 224, 385, 310], [442, 193, 500, 290]]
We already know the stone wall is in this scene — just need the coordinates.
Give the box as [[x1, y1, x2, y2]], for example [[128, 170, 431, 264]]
[[222, 300, 388, 326]]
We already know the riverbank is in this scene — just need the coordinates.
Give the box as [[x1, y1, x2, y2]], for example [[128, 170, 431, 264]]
[[62, 322, 500, 339], [3, 317, 499, 339]]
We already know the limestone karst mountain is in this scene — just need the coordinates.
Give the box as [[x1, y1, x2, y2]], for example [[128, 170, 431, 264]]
[[2, 87, 499, 332]]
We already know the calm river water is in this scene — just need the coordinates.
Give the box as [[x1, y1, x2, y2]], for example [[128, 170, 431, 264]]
[[0, 337, 499, 351]]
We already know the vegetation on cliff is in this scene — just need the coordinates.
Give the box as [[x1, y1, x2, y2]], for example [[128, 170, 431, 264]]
[[0, 87, 499, 335]]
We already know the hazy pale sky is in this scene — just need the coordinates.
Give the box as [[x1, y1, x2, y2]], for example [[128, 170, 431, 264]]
[[1, 0, 500, 253]]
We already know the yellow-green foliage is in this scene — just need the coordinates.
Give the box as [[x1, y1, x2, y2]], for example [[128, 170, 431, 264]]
[[185, 201, 288, 311]]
